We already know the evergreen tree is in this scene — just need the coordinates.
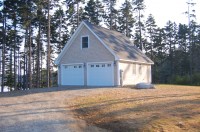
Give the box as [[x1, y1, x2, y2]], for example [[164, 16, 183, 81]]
[[176, 24, 190, 75], [34, 0, 47, 88], [103, 0, 119, 30], [152, 28, 167, 83], [1, 0, 21, 90], [132, 0, 145, 50], [0, 2, 6, 92], [185, 0, 196, 83], [65, 0, 85, 35], [145, 14, 157, 58], [83, 0, 104, 25], [51, 7, 70, 54], [118, 0, 135, 37], [164, 21, 178, 82]]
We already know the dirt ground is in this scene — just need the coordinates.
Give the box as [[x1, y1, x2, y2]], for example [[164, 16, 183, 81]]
[[70, 85, 200, 132], [1, 85, 200, 132], [0, 87, 115, 132]]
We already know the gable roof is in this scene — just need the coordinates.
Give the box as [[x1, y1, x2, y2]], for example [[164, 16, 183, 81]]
[[55, 21, 154, 65]]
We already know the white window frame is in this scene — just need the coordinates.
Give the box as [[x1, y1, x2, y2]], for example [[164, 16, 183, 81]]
[[81, 35, 89, 49], [62, 63, 84, 69]]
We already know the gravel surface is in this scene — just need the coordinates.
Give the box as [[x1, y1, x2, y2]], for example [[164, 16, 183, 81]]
[[0, 87, 115, 132]]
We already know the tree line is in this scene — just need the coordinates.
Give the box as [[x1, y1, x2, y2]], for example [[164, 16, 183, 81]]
[[0, 0, 199, 92]]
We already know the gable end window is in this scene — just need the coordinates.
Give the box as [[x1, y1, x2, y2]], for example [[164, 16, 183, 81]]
[[82, 36, 88, 48]]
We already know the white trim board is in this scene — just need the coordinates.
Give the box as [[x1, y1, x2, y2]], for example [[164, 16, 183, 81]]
[[118, 59, 154, 65], [62, 63, 84, 66], [81, 35, 89, 49]]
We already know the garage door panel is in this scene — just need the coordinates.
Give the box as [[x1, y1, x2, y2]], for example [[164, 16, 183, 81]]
[[87, 63, 114, 86], [61, 64, 84, 85]]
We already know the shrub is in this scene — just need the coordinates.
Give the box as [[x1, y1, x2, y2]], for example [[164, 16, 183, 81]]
[[173, 75, 190, 85], [192, 73, 200, 86], [172, 73, 200, 86]]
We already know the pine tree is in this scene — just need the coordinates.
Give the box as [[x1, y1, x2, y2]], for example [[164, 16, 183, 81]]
[[66, 0, 85, 35], [164, 21, 178, 82], [0, 2, 6, 92], [46, 0, 51, 87], [118, 0, 135, 37], [8, 0, 21, 90], [189, 21, 198, 75], [103, 0, 119, 30], [132, 0, 145, 50], [177, 24, 190, 75], [185, 0, 196, 83], [95, 0, 104, 25], [1, 0, 24, 90], [51, 7, 69, 54], [36, 0, 42, 88], [17, 0, 33, 89], [84, 0, 104, 25], [145, 14, 157, 59]]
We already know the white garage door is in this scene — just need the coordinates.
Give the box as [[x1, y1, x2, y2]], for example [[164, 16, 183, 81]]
[[61, 64, 84, 85], [87, 63, 114, 86]]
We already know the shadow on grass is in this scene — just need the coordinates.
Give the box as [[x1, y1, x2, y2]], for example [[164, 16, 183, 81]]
[[72, 93, 200, 131]]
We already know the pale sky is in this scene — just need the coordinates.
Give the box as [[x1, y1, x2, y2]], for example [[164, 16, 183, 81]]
[[145, 0, 200, 27], [117, 0, 200, 27]]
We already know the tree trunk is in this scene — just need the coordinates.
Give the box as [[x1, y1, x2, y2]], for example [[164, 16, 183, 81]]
[[28, 26, 32, 89], [139, 10, 142, 51], [18, 50, 21, 89], [109, 0, 113, 30], [23, 29, 28, 89], [9, 48, 13, 90], [47, 0, 51, 87], [36, 22, 41, 88], [14, 19, 17, 90], [125, 0, 128, 37], [40, 47, 42, 87], [77, 1, 79, 27], [1, 14, 6, 92]]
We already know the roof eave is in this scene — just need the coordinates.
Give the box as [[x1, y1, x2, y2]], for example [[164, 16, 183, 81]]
[[118, 59, 154, 65]]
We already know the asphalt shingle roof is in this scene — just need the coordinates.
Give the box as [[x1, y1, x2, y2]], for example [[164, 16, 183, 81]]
[[84, 21, 154, 64]]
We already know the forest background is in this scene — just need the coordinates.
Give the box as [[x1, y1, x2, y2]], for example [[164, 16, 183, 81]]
[[0, 0, 200, 92]]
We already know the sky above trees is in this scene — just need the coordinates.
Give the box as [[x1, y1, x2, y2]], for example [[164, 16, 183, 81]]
[[117, 0, 200, 27]]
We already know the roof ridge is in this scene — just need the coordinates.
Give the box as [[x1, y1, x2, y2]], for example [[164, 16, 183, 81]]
[[83, 21, 153, 64], [84, 20, 126, 37]]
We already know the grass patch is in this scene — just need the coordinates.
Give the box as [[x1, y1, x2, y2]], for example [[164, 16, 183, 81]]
[[69, 85, 200, 132]]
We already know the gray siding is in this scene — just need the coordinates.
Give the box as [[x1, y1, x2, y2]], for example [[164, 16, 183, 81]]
[[59, 25, 116, 86], [60, 26, 115, 64]]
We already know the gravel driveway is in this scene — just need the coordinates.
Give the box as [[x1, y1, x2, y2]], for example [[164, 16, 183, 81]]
[[0, 87, 113, 132]]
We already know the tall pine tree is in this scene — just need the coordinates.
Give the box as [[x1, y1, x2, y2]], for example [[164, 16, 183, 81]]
[[118, 0, 135, 37], [132, 0, 145, 50]]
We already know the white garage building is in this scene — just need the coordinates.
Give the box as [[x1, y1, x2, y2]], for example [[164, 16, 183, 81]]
[[55, 21, 154, 86]]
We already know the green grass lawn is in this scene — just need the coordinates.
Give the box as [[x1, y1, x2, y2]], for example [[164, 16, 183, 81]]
[[68, 85, 200, 132]]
